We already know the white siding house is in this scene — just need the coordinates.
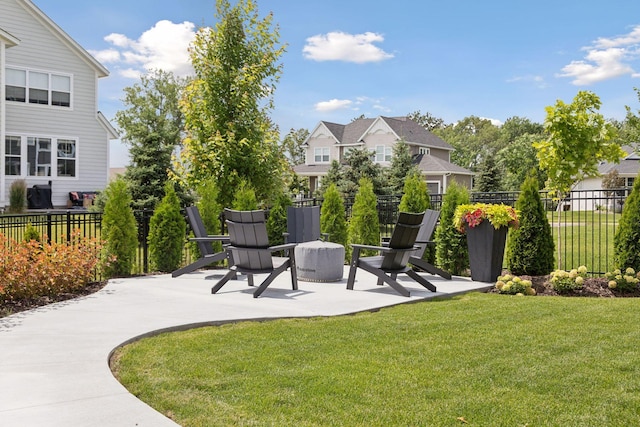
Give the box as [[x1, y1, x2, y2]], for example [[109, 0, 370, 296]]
[[0, 0, 117, 209]]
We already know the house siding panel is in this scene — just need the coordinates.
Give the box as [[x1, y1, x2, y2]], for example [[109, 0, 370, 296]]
[[1, 0, 110, 207]]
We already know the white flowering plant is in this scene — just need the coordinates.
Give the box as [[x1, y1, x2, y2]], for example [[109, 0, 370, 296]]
[[550, 265, 588, 293], [605, 267, 640, 292], [495, 274, 536, 296]]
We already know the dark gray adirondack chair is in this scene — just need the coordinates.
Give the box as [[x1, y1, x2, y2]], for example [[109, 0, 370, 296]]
[[211, 209, 298, 298], [409, 209, 452, 279], [172, 206, 230, 278], [284, 205, 327, 243], [347, 211, 437, 297]]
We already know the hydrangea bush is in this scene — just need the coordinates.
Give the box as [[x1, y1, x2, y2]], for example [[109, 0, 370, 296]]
[[495, 274, 536, 296], [606, 268, 640, 292], [550, 265, 588, 293]]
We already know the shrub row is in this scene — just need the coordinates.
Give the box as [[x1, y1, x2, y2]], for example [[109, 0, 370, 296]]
[[0, 230, 103, 304]]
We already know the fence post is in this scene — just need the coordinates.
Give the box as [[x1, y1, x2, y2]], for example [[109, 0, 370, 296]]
[[66, 211, 72, 242], [142, 209, 150, 273], [46, 212, 53, 244]]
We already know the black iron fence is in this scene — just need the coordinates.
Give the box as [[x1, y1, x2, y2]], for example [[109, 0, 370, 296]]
[[0, 188, 632, 276]]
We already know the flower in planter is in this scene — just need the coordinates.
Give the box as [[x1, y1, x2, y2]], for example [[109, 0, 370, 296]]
[[453, 203, 519, 233]]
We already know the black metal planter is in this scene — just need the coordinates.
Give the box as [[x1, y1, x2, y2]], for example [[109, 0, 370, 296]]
[[466, 220, 508, 283]]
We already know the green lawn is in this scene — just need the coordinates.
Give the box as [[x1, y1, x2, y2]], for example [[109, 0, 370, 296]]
[[112, 293, 640, 426]]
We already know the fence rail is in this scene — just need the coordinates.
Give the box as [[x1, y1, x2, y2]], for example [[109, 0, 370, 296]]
[[0, 188, 631, 276]]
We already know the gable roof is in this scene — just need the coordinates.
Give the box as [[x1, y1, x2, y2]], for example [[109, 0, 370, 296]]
[[413, 153, 475, 176], [18, 0, 109, 77], [380, 116, 452, 151], [598, 145, 640, 176], [0, 26, 20, 47]]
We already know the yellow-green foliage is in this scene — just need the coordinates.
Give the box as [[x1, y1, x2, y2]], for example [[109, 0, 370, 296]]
[[348, 178, 380, 256], [495, 274, 535, 296]]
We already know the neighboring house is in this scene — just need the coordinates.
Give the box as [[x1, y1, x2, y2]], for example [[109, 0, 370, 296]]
[[571, 145, 638, 211], [0, 0, 117, 209], [294, 116, 474, 195]]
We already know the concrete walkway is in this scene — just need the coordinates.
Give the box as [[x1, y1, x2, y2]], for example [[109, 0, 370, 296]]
[[0, 267, 491, 426]]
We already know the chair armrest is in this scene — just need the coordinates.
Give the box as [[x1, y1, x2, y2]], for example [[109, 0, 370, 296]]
[[350, 243, 389, 253], [189, 235, 230, 243], [269, 243, 297, 252]]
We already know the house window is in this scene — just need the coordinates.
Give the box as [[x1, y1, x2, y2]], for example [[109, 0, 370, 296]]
[[5, 135, 77, 178], [5, 136, 21, 175], [419, 147, 430, 155], [57, 139, 76, 177], [375, 145, 392, 162], [314, 147, 330, 163], [5, 67, 71, 108], [627, 177, 635, 188], [28, 137, 52, 176]]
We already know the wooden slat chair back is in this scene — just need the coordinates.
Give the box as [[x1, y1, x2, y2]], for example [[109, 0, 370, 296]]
[[171, 206, 230, 278], [347, 211, 437, 297], [211, 209, 298, 298], [286, 205, 323, 243], [408, 209, 452, 280]]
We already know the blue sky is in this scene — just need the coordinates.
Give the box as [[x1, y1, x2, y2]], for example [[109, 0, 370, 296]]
[[33, 0, 640, 167]]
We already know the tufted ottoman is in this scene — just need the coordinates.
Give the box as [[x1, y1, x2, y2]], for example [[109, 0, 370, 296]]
[[294, 240, 345, 282]]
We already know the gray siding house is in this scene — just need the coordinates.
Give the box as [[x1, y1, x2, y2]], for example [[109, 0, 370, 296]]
[[294, 116, 474, 194], [0, 0, 117, 209]]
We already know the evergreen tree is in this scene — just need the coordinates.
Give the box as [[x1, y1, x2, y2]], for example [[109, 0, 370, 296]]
[[148, 182, 186, 272], [232, 181, 258, 210], [506, 171, 555, 275], [320, 184, 348, 249], [318, 160, 345, 197], [474, 154, 502, 192], [115, 70, 188, 210], [348, 178, 380, 256], [266, 193, 292, 246], [388, 140, 419, 194], [101, 178, 138, 277], [614, 171, 640, 270], [342, 148, 387, 197], [398, 171, 434, 263], [435, 181, 470, 275]]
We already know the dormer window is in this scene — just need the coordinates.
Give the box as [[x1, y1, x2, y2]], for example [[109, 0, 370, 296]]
[[5, 67, 71, 108], [375, 145, 391, 162]]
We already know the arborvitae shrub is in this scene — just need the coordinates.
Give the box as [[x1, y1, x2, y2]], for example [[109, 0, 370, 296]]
[[266, 193, 292, 245], [321, 184, 348, 250], [398, 171, 434, 262], [23, 222, 41, 243], [348, 178, 380, 257], [189, 180, 223, 261], [507, 172, 555, 275], [232, 181, 258, 210], [148, 182, 186, 272], [614, 172, 640, 270], [101, 178, 138, 278], [435, 181, 470, 275]]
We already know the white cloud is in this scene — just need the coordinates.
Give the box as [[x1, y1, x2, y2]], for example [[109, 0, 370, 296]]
[[303, 31, 394, 63], [93, 20, 196, 78], [315, 99, 353, 112], [506, 74, 547, 88], [559, 25, 640, 85]]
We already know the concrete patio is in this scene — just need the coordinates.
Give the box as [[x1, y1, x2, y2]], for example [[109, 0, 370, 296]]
[[0, 267, 491, 426]]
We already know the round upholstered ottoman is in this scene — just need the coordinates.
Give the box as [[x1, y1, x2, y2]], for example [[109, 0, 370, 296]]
[[294, 240, 345, 282]]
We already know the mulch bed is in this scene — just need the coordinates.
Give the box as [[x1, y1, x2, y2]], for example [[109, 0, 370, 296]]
[[488, 274, 640, 298]]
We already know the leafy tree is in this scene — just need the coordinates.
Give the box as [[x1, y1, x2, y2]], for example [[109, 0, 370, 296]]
[[148, 182, 186, 272], [407, 110, 446, 131], [266, 193, 292, 246], [498, 116, 544, 146], [348, 178, 380, 256], [496, 134, 546, 191], [434, 180, 470, 275], [387, 140, 419, 194], [320, 184, 348, 249], [506, 171, 555, 275], [473, 154, 502, 192], [282, 128, 309, 166], [622, 87, 640, 144], [434, 116, 501, 170], [534, 90, 624, 267], [101, 178, 138, 278], [176, 0, 288, 208], [232, 181, 258, 211], [614, 172, 640, 270], [115, 70, 188, 211], [288, 173, 310, 197]]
